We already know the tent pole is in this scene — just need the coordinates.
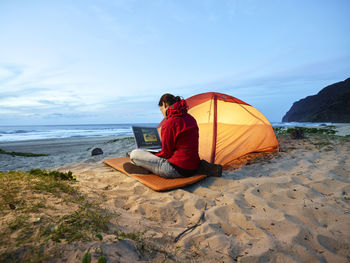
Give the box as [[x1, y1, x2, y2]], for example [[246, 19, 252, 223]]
[[210, 94, 217, 163]]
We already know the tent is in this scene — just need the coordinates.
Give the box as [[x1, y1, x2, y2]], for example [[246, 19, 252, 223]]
[[158, 92, 278, 166], [186, 92, 278, 166]]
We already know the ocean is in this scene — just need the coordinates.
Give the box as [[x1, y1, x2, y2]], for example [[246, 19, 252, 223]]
[[0, 124, 157, 142], [0, 122, 335, 142]]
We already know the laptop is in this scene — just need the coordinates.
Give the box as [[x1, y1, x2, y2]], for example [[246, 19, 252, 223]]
[[131, 126, 162, 152]]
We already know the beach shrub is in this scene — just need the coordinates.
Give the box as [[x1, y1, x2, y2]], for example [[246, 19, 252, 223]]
[[29, 168, 74, 181], [273, 126, 336, 137], [290, 128, 305, 139], [287, 127, 336, 135]]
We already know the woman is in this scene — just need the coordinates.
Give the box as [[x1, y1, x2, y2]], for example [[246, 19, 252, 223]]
[[130, 94, 201, 178]]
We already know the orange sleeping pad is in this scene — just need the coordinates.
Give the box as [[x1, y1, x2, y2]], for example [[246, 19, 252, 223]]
[[104, 157, 207, 191]]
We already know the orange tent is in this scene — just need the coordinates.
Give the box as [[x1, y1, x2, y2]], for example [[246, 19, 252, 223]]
[[185, 92, 278, 166], [158, 92, 278, 166]]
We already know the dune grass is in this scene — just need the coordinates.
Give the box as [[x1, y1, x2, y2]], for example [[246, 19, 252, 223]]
[[0, 169, 118, 262], [0, 169, 177, 262]]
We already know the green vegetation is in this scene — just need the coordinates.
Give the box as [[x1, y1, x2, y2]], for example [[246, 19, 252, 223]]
[[0, 169, 175, 262], [273, 126, 350, 153], [0, 148, 49, 157], [0, 169, 118, 262], [29, 168, 75, 181], [81, 252, 91, 263], [273, 126, 336, 137], [97, 255, 107, 263], [44, 205, 113, 243], [288, 127, 336, 135]]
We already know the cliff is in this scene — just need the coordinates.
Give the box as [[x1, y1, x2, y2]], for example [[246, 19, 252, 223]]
[[282, 78, 350, 123]]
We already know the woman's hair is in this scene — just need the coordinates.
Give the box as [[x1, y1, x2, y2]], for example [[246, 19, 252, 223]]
[[158, 93, 181, 107]]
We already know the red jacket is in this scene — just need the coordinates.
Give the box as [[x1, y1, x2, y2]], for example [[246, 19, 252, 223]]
[[156, 100, 200, 173]]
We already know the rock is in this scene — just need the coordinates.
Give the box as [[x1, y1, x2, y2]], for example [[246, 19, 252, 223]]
[[282, 78, 350, 123], [290, 129, 305, 139], [91, 148, 103, 156]]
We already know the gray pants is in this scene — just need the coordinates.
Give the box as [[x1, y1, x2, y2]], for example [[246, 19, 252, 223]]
[[130, 149, 182, 179]]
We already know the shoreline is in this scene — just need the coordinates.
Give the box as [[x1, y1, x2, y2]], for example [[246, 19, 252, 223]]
[[0, 135, 135, 172], [1, 124, 350, 172], [0, 135, 130, 146]]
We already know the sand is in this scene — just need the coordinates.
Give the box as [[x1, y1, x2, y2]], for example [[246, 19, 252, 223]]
[[0, 136, 135, 172], [1, 131, 350, 262]]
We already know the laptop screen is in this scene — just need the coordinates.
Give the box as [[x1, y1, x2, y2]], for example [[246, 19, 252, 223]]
[[132, 126, 162, 149]]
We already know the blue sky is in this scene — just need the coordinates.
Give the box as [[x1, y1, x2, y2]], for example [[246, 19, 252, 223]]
[[0, 0, 349, 125]]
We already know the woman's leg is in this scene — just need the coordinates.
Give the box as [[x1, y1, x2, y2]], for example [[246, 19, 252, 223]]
[[129, 149, 182, 179]]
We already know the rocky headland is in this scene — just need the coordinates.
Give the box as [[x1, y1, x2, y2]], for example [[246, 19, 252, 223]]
[[282, 78, 350, 123]]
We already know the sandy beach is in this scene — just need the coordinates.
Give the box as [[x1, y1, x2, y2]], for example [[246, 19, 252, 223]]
[[0, 136, 136, 172], [1, 127, 350, 262]]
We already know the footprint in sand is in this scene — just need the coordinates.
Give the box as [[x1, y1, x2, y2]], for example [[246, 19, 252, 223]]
[[133, 185, 147, 195]]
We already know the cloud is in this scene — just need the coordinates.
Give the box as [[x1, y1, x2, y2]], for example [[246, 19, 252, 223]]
[[1, 0, 349, 125], [164, 55, 350, 122], [0, 65, 23, 84], [1, 53, 348, 125], [179, 55, 350, 97]]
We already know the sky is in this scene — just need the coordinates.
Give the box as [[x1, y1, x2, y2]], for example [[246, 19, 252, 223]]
[[0, 0, 349, 125]]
